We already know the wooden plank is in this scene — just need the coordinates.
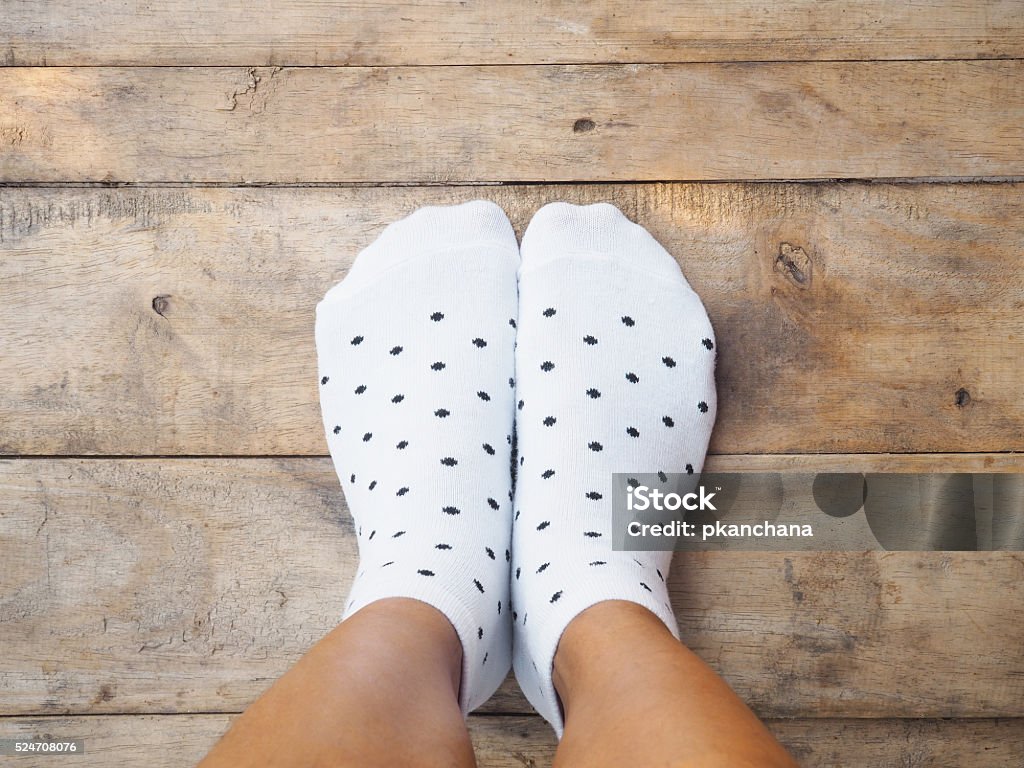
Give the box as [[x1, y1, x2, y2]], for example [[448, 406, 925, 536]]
[[2, 62, 1023, 183], [4, 1, 1023, 66], [0, 715, 1022, 768], [2, 183, 1023, 455], [1, 458, 1022, 718]]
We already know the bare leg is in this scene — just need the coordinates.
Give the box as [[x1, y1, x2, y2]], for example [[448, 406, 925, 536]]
[[552, 601, 798, 768], [198, 598, 476, 768]]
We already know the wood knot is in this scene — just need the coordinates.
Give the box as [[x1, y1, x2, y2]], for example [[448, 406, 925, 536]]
[[954, 388, 971, 408], [774, 242, 812, 288], [573, 118, 596, 133], [152, 295, 171, 317]]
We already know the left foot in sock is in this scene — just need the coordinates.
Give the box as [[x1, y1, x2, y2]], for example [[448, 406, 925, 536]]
[[510, 202, 718, 735], [314, 200, 520, 714]]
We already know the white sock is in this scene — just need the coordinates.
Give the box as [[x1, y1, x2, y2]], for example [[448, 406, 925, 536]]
[[510, 202, 718, 735], [315, 200, 519, 715]]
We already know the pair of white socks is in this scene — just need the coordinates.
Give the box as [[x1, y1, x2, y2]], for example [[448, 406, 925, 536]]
[[315, 200, 717, 735]]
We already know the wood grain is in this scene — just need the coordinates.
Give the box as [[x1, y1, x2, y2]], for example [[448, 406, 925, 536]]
[[2, 183, 1022, 456], [4, 1, 1023, 66], [2, 63, 1023, 183], [2, 458, 1022, 718], [1, 715, 1022, 768]]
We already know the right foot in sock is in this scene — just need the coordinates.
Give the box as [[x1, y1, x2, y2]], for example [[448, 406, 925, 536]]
[[314, 200, 519, 715], [510, 202, 718, 735]]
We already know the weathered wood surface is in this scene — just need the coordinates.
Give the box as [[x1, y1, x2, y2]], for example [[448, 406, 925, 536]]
[[2, 183, 1022, 456], [2, 458, 1022, 718], [5, 1, 1023, 66], [0, 715, 1022, 768], [2, 63, 1023, 183]]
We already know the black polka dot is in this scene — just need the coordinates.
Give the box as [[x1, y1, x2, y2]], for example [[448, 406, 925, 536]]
[[382, 561, 394, 567], [442, 506, 461, 515], [509, 318, 517, 328], [396, 440, 409, 449], [368, 530, 376, 540], [392, 531, 406, 538], [540, 361, 555, 372], [686, 464, 694, 474], [663, 416, 674, 427], [518, 399, 525, 410], [509, 377, 515, 388], [698, 401, 709, 413], [435, 408, 451, 418], [473, 579, 485, 593], [396, 487, 409, 496], [351, 335, 364, 345], [436, 543, 452, 550], [392, 394, 405, 403], [702, 337, 714, 350], [550, 591, 563, 603], [627, 477, 639, 488], [584, 531, 602, 538], [485, 547, 496, 560], [542, 469, 555, 479], [441, 457, 457, 467], [626, 426, 640, 438], [621, 316, 635, 327], [472, 338, 487, 348], [583, 335, 598, 345], [368, 480, 377, 490], [589, 560, 606, 566], [362, 432, 372, 442], [482, 443, 495, 455], [430, 312, 444, 322], [431, 361, 446, 371], [658, 471, 668, 482], [350, 473, 356, 483], [543, 307, 556, 317], [354, 384, 367, 394], [586, 388, 601, 398], [419, 569, 435, 576], [505, 549, 511, 562], [640, 582, 653, 592], [537, 521, 550, 530], [498, 600, 502, 614], [586, 491, 603, 500], [483, 652, 488, 664], [537, 562, 550, 573], [320, 376, 329, 385], [332, 425, 341, 434], [626, 372, 639, 383], [543, 416, 557, 426], [663, 356, 676, 368], [390, 345, 403, 355], [589, 441, 603, 452], [478, 391, 491, 401], [657, 568, 665, 581], [477, 627, 484, 639], [515, 567, 521, 579], [488, 497, 499, 510]]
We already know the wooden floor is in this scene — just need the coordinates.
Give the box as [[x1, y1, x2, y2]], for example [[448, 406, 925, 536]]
[[2, 3, 1024, 765]]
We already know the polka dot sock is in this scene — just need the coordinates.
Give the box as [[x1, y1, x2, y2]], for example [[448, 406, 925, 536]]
[[314, 200, 519, 715], [510, 202, 718, 735]]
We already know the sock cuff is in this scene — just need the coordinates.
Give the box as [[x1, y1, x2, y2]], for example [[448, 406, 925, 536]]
[[518, 586, 680, 737], [520, 202, 685, 284], [344, 574, 506, 716]]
